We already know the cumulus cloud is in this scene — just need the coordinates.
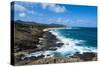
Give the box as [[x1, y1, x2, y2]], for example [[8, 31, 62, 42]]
[[14, 4, 36, 13], [14, 3, 44, 17], [19, 12, 26, 17], [41, 3, 67, 13], [47, 17, 69, 24], [14, 4, 27, 12]]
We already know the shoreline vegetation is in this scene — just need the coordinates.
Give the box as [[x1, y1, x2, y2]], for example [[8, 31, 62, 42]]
[[13, 20, 97, 66]]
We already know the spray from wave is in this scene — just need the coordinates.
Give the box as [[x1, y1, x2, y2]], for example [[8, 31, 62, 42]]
[[24, 28, 97, 59], [49, 29, 96, 56]]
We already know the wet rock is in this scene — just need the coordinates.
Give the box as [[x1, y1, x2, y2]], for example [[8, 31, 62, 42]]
[[48, 47, 57, 50], [15, 54, 25, 63], [73, 52, 97, 61], [81, 52, 96, 61], [38, 55, 45, 58], [57, 43, 64, 47], [40, 31, 59, 50]]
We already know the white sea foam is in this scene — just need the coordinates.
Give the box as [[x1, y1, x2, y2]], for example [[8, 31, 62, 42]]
[[65, 27, 80, 29], [50, 30, 96, 56], [24, 29, 96, 58]]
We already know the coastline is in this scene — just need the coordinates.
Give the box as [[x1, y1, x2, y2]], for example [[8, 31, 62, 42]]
[[16, 28, 97, 65], [14, 23, 97, 65], [43, 27, 66, 31], [15, 52, 97, 65]]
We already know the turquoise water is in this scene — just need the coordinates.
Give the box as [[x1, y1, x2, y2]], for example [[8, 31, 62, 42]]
[[25, 27, 97, 58], [49, 27, 97, 57], [52, 27, 97, 48]]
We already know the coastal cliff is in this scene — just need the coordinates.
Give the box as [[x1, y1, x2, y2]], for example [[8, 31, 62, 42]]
[[13, 20, 66, 65], [13, 20, 97, 65]]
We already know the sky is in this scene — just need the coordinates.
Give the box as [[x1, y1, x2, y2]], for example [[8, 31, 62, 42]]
[[11, 1, 97, 27]]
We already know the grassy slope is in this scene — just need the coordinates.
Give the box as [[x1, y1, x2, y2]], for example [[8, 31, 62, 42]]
[[14, 20, 65, 53]]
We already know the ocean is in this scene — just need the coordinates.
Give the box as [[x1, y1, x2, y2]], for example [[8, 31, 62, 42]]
[[25, 27, 97, 58], [49, 27, 97, 57]]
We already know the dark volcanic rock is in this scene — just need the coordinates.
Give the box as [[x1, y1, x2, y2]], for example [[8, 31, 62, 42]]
[[14, 20, 67, 65], [73, 52, 97, 61], [48, 47, 57, 50], [57, 43, 64, 47], [15, 54, 25, 63], [40, 31, 59, 50], [81, 52, 96, 61], [38, 55, 45, 58]]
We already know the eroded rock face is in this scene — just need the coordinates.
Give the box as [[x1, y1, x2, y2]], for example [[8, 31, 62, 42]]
[[80, 52, 97, 61], [26, 57, 81, 65], [40, 31, 64, 51], [73, 52, 97, 61], [14, 25, 43, 52], [13, 22, 97, 65]]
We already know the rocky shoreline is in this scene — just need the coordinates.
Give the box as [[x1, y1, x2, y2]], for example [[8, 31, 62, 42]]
[[14, 30, 97, 65], [14, 22, 97, 65], [15, 52, 97, 65]]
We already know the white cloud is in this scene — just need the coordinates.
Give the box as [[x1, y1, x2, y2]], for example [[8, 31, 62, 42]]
[[14, 3, 44, 18], [31, 11, 35, 14], [41, 3, 67, 13], [41, 3, 49, 9], [47, 17, 69, 24], [14, 4, 36, 15], [19, 12, 26, 17], [48, 18, 54, 21], [14, 4, 27, 12]]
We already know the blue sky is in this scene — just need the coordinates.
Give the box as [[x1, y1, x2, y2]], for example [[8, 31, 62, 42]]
[[12, 1, 97, 27]]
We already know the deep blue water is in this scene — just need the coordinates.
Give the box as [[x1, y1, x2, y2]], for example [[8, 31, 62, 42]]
[[52, 27, 97, 48], [26, 27, 97, 58], [49, 27, 97, 56]]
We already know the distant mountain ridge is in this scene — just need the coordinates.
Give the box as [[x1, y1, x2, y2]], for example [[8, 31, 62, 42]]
[[13, 20, 66, 27]]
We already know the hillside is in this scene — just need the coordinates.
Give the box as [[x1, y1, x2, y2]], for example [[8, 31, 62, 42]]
[[12, 20, 66, 64]]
